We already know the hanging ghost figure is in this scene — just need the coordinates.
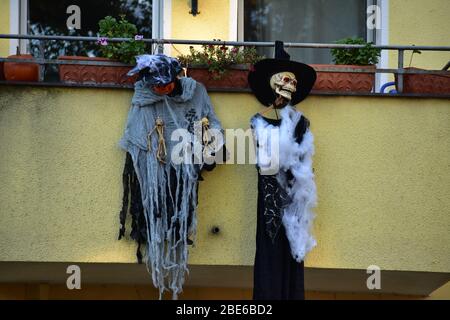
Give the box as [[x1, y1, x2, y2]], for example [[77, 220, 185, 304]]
[[118, 54, 226, 300]]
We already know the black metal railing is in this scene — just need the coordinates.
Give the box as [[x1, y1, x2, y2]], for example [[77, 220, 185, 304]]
[[1, 34, 449, 95]]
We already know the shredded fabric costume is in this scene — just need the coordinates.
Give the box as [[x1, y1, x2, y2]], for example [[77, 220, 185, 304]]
[[251, 106, 317, 299], [118, 75, 224, 299]]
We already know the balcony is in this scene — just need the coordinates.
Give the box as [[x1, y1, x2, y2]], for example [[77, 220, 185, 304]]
[[0, 35, 449, 299]]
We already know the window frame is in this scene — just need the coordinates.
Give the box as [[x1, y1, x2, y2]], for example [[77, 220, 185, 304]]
[[236, 0, 390, 92], [9, 0, 28, 55], [9, 0, 165, 54]]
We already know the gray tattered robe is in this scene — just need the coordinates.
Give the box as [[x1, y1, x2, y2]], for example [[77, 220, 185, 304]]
[[119, 77, 223, 298]]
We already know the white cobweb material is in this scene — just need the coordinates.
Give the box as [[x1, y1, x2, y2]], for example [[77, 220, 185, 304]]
[[252, 106, 317, 262]]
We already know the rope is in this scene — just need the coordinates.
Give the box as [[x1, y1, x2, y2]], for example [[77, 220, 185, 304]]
[[148, 117, 167, 164]]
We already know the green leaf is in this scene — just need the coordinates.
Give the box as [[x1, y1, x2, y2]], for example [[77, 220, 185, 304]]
[[331, 37, 381, 65]]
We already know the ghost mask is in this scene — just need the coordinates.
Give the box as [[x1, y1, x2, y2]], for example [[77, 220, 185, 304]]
[[269, 72, 298, 101]]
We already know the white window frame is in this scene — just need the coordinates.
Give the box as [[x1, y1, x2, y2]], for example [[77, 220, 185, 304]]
[[377, 0, 390, 92], [229, 0, 239, 41], [10, 0, 166, 54], [9, 0, 28, 54], [160, 0, 172, 55], [236, 0, 244, 43]]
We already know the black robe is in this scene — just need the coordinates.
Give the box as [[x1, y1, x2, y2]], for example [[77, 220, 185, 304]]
[[252, 114, 310, 300]]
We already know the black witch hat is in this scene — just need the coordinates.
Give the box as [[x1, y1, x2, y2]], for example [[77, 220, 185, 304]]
[[248, 41, 316, 106]]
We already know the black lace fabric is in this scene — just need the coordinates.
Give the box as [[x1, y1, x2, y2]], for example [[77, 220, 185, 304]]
[[259, 175, 291, 242], [118, 152, 147, 263]]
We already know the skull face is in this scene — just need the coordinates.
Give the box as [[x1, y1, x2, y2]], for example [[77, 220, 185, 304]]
[[270, 72, 298, 101]]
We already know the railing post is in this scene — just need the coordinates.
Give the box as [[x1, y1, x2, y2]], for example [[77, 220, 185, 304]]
[[397, 49, 404, 93]]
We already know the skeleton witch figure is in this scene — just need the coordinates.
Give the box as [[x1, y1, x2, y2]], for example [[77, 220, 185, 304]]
[[118, 54, 224, 299], [248, 43, 318, 300]]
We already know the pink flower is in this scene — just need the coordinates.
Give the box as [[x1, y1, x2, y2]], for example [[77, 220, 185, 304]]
[[134, 35, 144, 41], [97, 37, 108, 46]]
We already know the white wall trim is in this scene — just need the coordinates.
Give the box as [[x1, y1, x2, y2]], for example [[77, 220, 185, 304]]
[[377, 0, 390, 92], [229, 0, 238, 41]]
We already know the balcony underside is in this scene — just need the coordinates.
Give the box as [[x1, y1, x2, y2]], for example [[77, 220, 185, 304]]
[[0, 262, 448, 297]]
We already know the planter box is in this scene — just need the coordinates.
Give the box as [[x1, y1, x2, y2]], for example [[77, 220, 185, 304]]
[[58, 56, 137, 85], [311, 64, 376, 93], [3, 54, 39, 82], [395, 67, 450, 94], [187, 64, 250, 89]]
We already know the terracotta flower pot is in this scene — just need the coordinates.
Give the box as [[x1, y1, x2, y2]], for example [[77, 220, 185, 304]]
[[187, 64, 250, 89], [4, 54, 39, 82], [58, 56, 137, 85], [311, 64, 376, 92], [395, 67, 450, 94]]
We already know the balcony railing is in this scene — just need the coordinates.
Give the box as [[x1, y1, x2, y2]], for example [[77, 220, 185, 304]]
[[1, 34, 449, 97]]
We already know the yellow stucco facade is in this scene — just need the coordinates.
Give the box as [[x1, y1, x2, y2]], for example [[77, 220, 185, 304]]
[[389, 0, 450, 70], [170, 0, 230, 54], [0, 0, 10, 56], [0, 86, 449, 275]]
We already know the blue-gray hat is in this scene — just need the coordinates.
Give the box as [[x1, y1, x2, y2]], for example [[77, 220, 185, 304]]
[[128, 54, 183, 85]]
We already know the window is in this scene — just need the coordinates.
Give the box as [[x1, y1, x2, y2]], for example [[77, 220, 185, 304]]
[[243, 0, 370, 64], [27, 0, 153, 58], [10, 0, 157, 81]]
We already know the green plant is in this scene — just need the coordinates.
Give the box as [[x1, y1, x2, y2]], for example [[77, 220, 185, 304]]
[[97, 15, 146, 64], [177, 40, 264, 79], [331, 37, 381, 65]]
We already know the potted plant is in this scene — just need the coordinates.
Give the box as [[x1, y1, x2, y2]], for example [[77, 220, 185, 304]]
[[58, 15, 146, 85], [312, 37, 381, 92], [3, 47, 39, 82], [177, 41, 264, 89], [394, 49, 450, 94]]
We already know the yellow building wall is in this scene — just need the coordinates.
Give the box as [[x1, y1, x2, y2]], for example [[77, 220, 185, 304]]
[[389, 0, 450, 70], [0, 0, 10, 57], [0, 86, 449, 274], [170, 0, 231, 55]]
